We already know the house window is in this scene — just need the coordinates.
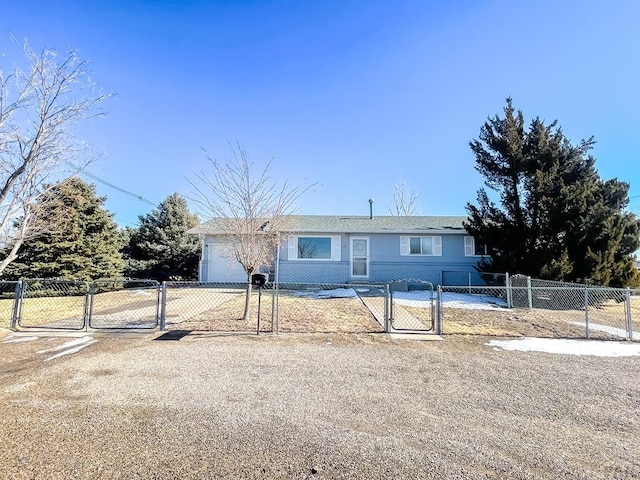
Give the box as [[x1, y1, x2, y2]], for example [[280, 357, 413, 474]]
[[465, 236, 488, 256], [298, 237, 331, 259], [400, 236, 442, 256], [288, 235, 341, 261]]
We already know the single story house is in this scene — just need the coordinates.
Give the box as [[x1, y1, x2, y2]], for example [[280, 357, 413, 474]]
[[188, 214, 489, 285]]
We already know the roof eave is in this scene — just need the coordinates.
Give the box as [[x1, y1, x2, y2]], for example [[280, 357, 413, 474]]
[[193, 228, 468, 235]]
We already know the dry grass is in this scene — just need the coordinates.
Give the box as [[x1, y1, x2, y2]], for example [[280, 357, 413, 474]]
[[167, 290, 383, 334], [440, 307, 588, 338], [630, 295, 640, 332], [0, 299, 13, 329], [276, 293, 383, 333], [440, 303, 631, 339]]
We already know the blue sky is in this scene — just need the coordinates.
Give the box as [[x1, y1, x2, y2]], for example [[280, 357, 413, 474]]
[[2, 0, 639, 228]]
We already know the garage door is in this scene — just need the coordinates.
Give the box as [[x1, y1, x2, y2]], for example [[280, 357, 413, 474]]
[[205, 241, 247, 283]]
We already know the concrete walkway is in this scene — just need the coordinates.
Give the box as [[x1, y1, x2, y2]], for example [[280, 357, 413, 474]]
[[356, 287, 441, 339]]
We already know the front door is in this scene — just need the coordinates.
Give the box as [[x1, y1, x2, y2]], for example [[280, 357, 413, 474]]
[[350, 237, 369, 279]]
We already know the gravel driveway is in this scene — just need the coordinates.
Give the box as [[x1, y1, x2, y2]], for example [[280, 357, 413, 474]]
[[1, 330, 639, 479]]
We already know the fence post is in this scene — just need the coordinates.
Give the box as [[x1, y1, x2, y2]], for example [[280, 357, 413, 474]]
[[436, 285, 443, 335], [527, 276, 532, 311], [10, 281, 23, 329], [626, 288, 633, 341], [270, 281, 277, 334], [87, 281, 97, 329], [584, 287, 590, 340], [384, 283, 390, 333], [159, 282, 167, 331], [389, 283, 395, 330], [505, 272, 512, 309], [273, 281, 279, 335], [82, 281, 91, 332]]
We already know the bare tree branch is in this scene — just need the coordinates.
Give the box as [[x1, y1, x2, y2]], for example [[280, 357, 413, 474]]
[[0, 38, 110, 274], [388, 179, 420, 216], [188, 141, 315, 320]]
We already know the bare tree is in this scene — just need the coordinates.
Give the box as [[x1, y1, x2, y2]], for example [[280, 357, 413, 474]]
[[0, 39, 109, 274], [388, 179, 420, 216], [189, 142, 313, 320]]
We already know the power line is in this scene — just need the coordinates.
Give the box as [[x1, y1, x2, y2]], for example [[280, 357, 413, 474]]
[[80, 170, 157, 207], [65, 162, 157, 207]]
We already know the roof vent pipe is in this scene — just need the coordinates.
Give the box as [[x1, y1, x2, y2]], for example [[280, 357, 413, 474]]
[[369, 198, 374, 219]]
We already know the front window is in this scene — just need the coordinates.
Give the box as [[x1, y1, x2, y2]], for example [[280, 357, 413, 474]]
[[410, 237, 434, 255], [297, 237, 331, 259], [465, 236, 488, 256], [401, 236, 442, 256]]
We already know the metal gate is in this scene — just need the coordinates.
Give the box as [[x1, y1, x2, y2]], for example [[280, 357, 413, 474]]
[[17, 279, 90, 330], [89, 279, 161, 329], [388, 280, 436, 332]]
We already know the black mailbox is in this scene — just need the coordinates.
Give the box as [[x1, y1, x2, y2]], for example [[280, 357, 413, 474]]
[[251, 273, 268, 287]]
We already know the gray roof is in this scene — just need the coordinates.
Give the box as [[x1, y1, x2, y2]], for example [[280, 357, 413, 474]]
[[189, 215, 469, 235]]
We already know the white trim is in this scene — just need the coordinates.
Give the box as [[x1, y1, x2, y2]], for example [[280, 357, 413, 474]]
[[433, 236, 442, 256], [465, 236, 475, 256], [288, 235, 296, 260], [331, 235, 342, 261], [195, 228, 467, 235], [400, 236, 410, 255], [274, 234, 281, 283]]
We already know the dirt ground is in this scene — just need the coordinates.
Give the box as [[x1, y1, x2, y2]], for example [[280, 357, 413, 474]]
[[1, 328, 639, 479]]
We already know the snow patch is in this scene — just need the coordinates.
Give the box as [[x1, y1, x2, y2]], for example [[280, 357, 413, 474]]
[[392, 291, 507, 310], [36, 336, 96, 361], [294, 288, 359, 299], [3, 335, 39, 343], [43, 341, 97, 362], [130, 289, 153, 296], [487, 337, 640, 357], [36, 336, 95, 353], [569, 321, 639, 341]]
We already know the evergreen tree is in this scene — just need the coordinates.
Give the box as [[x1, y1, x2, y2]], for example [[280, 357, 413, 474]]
[[124, 193, 200, 281], [465, 98, 640, 287], [2, 178, 125, 281]]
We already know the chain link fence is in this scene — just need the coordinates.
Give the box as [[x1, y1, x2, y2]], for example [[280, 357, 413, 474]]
[[4, 279, 387, 334], [387, 281, 436, 332], [510, 274, 593, 309], [0, 281, 20, 329], [18, 279, 89, 330], [162, 282, 386, 334], [3, 275, 638, 342], [163, 282, 266, 333], [5, 279, 161, 331], [632, 289, 640, 340], [441, 271, 507, 287], [439, 283, 636, 341], [273, 283, 385, 333], [89, 279, 161, 329]]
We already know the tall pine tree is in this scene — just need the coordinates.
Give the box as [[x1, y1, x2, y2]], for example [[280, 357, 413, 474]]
[[465, 98, 640, 287], [124, 193, 200, 281], [2, 178, 125, 281]]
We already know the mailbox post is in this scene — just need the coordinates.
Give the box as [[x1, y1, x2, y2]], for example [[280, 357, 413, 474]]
[[251, 273, 268, 334]]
